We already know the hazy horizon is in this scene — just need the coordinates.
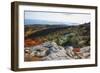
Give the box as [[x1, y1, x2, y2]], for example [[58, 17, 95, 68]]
[[24, 11, 91, 25]]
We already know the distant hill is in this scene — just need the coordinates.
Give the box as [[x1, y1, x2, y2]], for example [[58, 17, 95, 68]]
[[25, 19, 79, 25], [25, 22, 90, 38]]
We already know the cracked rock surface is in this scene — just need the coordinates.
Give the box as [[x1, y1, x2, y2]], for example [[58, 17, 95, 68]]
[[25, 41, 90, 61]]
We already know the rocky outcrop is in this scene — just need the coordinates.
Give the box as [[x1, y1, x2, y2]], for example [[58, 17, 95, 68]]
[[25, 41, 90, 61]]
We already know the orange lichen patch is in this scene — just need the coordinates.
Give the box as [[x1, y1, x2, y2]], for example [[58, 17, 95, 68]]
[[24, 39, 43, 47], [73, 48, 80, 52]]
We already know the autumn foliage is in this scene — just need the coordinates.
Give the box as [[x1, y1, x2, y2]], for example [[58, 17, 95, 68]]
[[24, 39, 43, 47]]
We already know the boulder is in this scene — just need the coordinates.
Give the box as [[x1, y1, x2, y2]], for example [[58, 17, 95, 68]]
[[30, 45, 48, 57], [80, 46, 90, 53], [65, 46, 75, 58]]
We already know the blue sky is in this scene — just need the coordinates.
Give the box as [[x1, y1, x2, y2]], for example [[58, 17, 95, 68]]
[[24, 11, 91, 25]]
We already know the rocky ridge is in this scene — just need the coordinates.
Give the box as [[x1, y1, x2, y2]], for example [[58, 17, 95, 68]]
[[25, 41, 90, 61]]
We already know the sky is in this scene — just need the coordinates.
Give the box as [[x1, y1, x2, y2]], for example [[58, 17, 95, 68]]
[[24, 11, 91, 25]]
